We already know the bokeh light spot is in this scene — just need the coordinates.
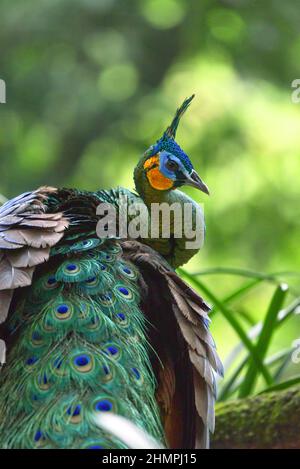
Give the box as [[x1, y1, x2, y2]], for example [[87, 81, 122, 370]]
[[98, 63, 138, 101], [140, 0, 185, 30]]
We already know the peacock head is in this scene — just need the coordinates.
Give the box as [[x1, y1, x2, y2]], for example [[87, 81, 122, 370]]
[[135, 95, 209, 196]]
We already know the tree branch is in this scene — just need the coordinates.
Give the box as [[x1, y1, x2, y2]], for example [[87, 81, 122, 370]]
[[212, 386, 300, 448]]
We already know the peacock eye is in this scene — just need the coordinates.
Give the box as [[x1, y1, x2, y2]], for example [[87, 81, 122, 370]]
[[166, 159, 179, 172]]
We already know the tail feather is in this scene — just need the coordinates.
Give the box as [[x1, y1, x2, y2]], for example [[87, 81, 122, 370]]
[[122, 240, 223, 449], [0, 238, 164, 448]]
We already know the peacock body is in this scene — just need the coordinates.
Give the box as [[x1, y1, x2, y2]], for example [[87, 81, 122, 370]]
[[0, 97, 223, 449]]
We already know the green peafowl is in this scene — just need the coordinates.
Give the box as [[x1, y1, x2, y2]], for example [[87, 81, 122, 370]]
[[0, 96, 223, 449]]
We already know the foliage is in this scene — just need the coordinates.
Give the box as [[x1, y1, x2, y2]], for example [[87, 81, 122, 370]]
[[180, 268, 300, 402]]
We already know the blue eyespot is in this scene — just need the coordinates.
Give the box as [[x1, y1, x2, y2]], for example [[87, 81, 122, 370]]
[[106, 346, 118, 356], [74, 354, 90, 367], [117, 313, 126, 321], [102, 364, 113, 382], [38, 373, 48, 385], [66, 404, 81, 416], [47, 276, 57, 285], [34, 430, 44, 442], [86, 276, 96, 283], [95, 399, 113, 412], [32, 331, 42, 341], [56, 304, 69, 314], [53, 357, 63, 369], [26, 356, 38, 366], [118, 287, 129, 296], [131, 367, 141, 380], [100, 292, 112, 302]]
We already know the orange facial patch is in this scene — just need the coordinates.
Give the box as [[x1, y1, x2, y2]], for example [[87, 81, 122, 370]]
[[143, 155, 159, 170], [146, 167, 174, 191]]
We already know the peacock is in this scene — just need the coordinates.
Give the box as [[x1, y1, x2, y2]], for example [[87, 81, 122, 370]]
[[0, 95, 223, 449]]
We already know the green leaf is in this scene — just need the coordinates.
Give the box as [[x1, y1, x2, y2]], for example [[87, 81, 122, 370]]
[[209, 278, 261, 319], [216, 294, 299, 398], [188, 267, 300, 281], [219, 348, 292, 401], [218, 358, 246, 400], [179, 269, 299, 400], [238, 284, 288, 398], [179, 271, 273, 387], [259, 375, 300, 394]]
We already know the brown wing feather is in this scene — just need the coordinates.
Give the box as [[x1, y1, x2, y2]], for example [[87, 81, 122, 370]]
[[122, 240, 223, 449], [0, 187, 68, 323], [7, 246, 51, 268]]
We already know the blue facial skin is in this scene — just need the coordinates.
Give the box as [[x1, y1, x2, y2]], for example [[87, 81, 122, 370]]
[[158, 151, 194, 188], [159, 151, 184, 180]]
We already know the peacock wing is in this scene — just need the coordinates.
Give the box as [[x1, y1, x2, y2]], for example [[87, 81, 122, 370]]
[[0, 187, 69, 323], [122, 240, 223, 449]]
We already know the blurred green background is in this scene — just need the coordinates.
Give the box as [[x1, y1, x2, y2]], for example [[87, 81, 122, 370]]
[[1, 0, 300, 392]]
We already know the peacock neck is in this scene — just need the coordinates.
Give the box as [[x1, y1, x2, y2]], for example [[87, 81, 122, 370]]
[[133, 158, 205, 269]]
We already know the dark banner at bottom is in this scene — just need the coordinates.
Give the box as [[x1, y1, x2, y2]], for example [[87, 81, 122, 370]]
[[0, 449, 298, 466]]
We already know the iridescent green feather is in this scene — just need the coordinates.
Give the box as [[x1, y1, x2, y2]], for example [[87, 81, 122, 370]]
[[0, 238, 164, 449]]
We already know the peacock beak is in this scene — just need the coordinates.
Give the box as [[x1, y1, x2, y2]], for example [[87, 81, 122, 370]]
[[185, 170, 210, 195]]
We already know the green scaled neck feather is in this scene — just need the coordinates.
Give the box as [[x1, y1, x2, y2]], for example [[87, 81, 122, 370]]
[[0, 97, 222, 449], [134, 157, 205, 268]]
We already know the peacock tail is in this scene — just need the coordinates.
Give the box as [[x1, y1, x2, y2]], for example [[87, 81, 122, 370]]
[[0, 193, 164, 449]]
